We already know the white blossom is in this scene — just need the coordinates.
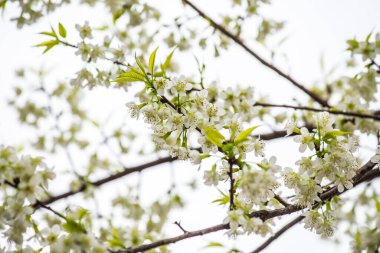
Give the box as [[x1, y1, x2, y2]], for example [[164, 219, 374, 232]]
[[294, 127, 315, 152]]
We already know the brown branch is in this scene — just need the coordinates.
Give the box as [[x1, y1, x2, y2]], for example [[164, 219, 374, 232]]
[[251, 215, 304, 253], [116, 162, 378, 253], [254, 102, 380, 122], [273, 193, 290, 207], [121, 223, 229, 253], [182, 0, 329, 108], [33, 156, 176, 208], [227, 159, 236, 210]]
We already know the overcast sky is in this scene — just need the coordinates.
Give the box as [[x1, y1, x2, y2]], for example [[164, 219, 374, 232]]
[[1, 0, 380, 252]]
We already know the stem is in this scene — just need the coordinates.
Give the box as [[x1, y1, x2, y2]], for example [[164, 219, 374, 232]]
[[228, 159, 236, 210]]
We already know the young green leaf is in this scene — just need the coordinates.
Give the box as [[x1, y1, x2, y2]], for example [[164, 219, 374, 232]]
[[112, 76, 143, 83], [161, 48, 176, 72], [203, 242, 225, 248], [0, 0, 7, 10], [112, 9, 124, 24], [119, 71, 145, 81], [365, 32, 372, 43], [235, 125, 259, 143], [204, 127, 225, 147], [148, 47, 158, 74], [62, 218, 86, 233], [135, 54, 146, 74], [323, 130, 350, 142], [58, 23, 67, 38], [35, 40, 58, 54], [211, 190, 229, 206], [347, 39, 359, 51], [39, 31, 57, 38]]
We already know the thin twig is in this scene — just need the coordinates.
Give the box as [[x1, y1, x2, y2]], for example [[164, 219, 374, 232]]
[[174, 221, 188, 234], [36, 201, 67, 220], [182, 0, 329, 107], [254, 102, 380, 121]]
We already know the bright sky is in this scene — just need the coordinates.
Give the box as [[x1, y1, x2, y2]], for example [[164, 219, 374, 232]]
[[1, 0, 380, 252]]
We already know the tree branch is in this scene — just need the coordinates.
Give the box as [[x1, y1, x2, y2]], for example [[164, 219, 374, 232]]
[[182, 0, 329, 108], [273, 193, 290, 207], [33, 156, 176, 208], [117, 161, 378, 253], [250, 215, 304, 253], [254, 102, 380, 122]]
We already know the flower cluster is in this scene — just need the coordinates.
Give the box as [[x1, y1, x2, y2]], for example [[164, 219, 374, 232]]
[[40, 208, 107, 253], [120, 52, 259, 164], [0, 145, 55, 246], [284, 112, 359, 209], [303, 202, 338, 238], [115, 51, 286, 238], [223, 209, 271, 237], [0, 145, 110, 251], [328, 33, 380, 134]]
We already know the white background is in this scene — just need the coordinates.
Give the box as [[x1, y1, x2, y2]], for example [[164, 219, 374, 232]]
[[1, 0, 380, 252]]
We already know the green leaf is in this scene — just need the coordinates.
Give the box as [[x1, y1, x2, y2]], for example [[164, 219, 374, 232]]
[[235, 125, 259, 143], [162, 48, 176, 72], [355, 230, 361, 245], [212, 189, 229, 205], [77, 208, 90, 220], [148, 47, 158, 74], [375, 199, 380, 213], [323, 130, 350, 141], [162, 131, 173, 140], [108, 238, 126, 248], [365, 32, 372, 43], [347, 39, 359, 51], [119, 71, 145, 81], [50, 26, 58, 37], [62, 218, 86, 233], [58, 23, 67, 38], [0, 0, 7, 10], [112, 9, 124, 24], [135, 54, 146, 74], [154, 71, 164, 77], [39, 31, 57, 37], [127, 65, 145, 76], [35, 40, 58, 54], [204, 127, 225, 147], [112, 76, 143, 83], [203, 242, 225, 248], [107, 228, 126, 248]]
